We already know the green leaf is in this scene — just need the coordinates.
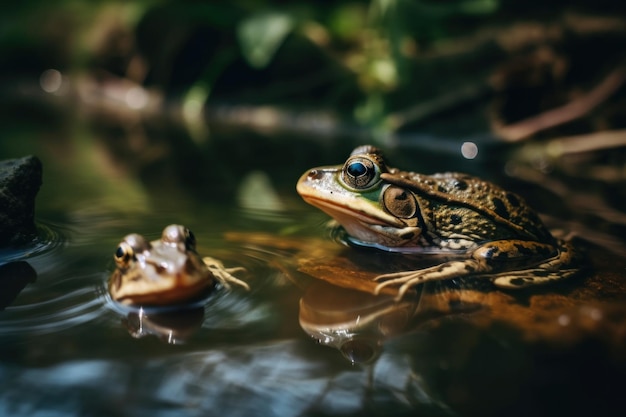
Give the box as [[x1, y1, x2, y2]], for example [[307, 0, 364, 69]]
[[237, 11, 295, 69]]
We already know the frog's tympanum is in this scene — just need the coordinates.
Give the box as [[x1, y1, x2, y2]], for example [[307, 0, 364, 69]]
[[297, 145, 580, 299], [108, 225, 248, 306]]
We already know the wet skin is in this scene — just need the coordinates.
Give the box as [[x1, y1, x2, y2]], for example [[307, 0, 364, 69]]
[[297, 145, 580, 300], [109, 225, 248, 306]]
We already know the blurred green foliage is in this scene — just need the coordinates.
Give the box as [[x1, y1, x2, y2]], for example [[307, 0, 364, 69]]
[[0, 0, 501, 86], [1, 0, 625, 132], [0, 0, 624, 218]]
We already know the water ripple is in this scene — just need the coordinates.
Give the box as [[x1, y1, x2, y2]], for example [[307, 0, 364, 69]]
[[0, 274, 107, 336], [0, 219, 108, 337], [0, 220, 68, 264]]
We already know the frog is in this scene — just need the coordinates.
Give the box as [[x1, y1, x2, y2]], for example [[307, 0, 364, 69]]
[[296, 145, 580, 300], [108, 224, 249, 306]]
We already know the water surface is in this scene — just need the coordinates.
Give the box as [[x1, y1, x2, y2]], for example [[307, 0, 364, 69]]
[[0, 128, 625, 417]]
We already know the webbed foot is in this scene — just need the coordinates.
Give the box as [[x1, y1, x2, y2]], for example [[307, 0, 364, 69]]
[[203, 257, 250, 291]]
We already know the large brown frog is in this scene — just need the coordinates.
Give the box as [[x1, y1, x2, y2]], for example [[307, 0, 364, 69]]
[[108, 224, 248, 306], [296, 145, 580, 299]]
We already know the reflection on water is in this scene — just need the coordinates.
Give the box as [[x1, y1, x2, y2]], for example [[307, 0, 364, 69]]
[[0, 199, 623, 417], [0, 133, 625, 416], [299, 280, 420, 364], [0, 220, 107, 336], [0, 285, 104, 336], [0, 205, 464, 416], [0, 221, 66, 264], [0, 339, 452, 417], [108, 280, 277, 344], [124, 308, 205, 344]]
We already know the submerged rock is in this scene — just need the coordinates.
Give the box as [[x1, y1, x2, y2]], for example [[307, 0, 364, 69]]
[[0, 156, 42, 246]]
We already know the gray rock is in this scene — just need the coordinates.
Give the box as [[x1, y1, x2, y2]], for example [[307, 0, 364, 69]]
[[0, 156, 42, 246]]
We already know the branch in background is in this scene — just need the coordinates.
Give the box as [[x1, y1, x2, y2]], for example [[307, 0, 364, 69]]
[[545, 129, 626, 156], [494, 66, 626, 142], [385, 82, 490, 131]]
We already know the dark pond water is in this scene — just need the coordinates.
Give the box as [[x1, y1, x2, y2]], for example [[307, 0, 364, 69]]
[[1, 116, 626, 417]]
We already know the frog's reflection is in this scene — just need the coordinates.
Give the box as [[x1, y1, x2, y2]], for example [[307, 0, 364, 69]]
[[298, 277, 488, 363], [123, 307, 205, 344], [299, 280, 421, 364]]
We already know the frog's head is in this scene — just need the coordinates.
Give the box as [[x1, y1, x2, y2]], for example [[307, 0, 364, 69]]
[[108, 225, 214, 306], [297, 146, 422, 248]]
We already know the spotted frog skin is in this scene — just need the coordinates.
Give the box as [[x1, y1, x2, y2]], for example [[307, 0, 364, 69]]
[[108, 225, 248, 306], [297, 145, 580, 299]]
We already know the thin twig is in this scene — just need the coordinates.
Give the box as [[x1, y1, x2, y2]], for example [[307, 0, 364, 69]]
[[544, 129, 626, 156], [495, 66, 626, 142]]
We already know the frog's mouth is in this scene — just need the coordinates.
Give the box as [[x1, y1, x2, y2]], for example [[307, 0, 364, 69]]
[[300, 195, 422, 248], [110, 256, 215, 306], [300, 194, 405, 228], [117, 275, 213, 306]]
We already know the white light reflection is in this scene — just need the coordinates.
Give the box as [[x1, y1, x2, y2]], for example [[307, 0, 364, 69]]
[[39, 69, 63, 93], [125, 86, 149, 109], [461, 141, 479, 159], [558, 314, 571, 326]]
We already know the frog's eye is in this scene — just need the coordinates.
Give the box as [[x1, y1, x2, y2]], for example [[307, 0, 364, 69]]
[[123, 234, 150, 252], [162, 224, 196, 250], [341, 156, 381, 190], [162, 224, 186, 243], [114, 241, 135, 267], [115, 234, 149, 267]]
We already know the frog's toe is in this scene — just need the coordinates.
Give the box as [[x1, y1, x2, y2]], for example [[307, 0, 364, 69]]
[[202, 257, 225, 269], [225, 266, 247, 275], [373, 271, 412, 282], [373, 277, 419, 301], [396, 281, 419, 301], [213, 271, 250, 291], [373, 279, 394, 295], [224, 268, 250, 291], [373, 271, 421, 296], [203, 257, 250, 291]]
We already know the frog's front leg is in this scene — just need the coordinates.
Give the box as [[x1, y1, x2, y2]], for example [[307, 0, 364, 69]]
[[202, 257, 250, 291], [373, 258, 487, 300], [374, 240, 560, 300]]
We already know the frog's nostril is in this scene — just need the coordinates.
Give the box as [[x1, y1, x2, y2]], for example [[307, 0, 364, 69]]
[[308, 169, 323, 180]]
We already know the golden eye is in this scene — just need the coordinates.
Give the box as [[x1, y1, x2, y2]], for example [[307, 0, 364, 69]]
[[341, 156, 381, 190], [114, 241, 134, 267], [114, 234, 148, 267]]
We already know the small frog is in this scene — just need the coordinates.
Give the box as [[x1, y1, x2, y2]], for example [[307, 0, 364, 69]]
[[297, 145, 580, 299], [108, 224, 248, 306]]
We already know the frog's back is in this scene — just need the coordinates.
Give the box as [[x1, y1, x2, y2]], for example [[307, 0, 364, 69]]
[[382, 170, 555, 243]]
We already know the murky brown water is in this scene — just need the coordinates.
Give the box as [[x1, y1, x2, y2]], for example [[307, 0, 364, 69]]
[[0, 121, 625, 417]]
